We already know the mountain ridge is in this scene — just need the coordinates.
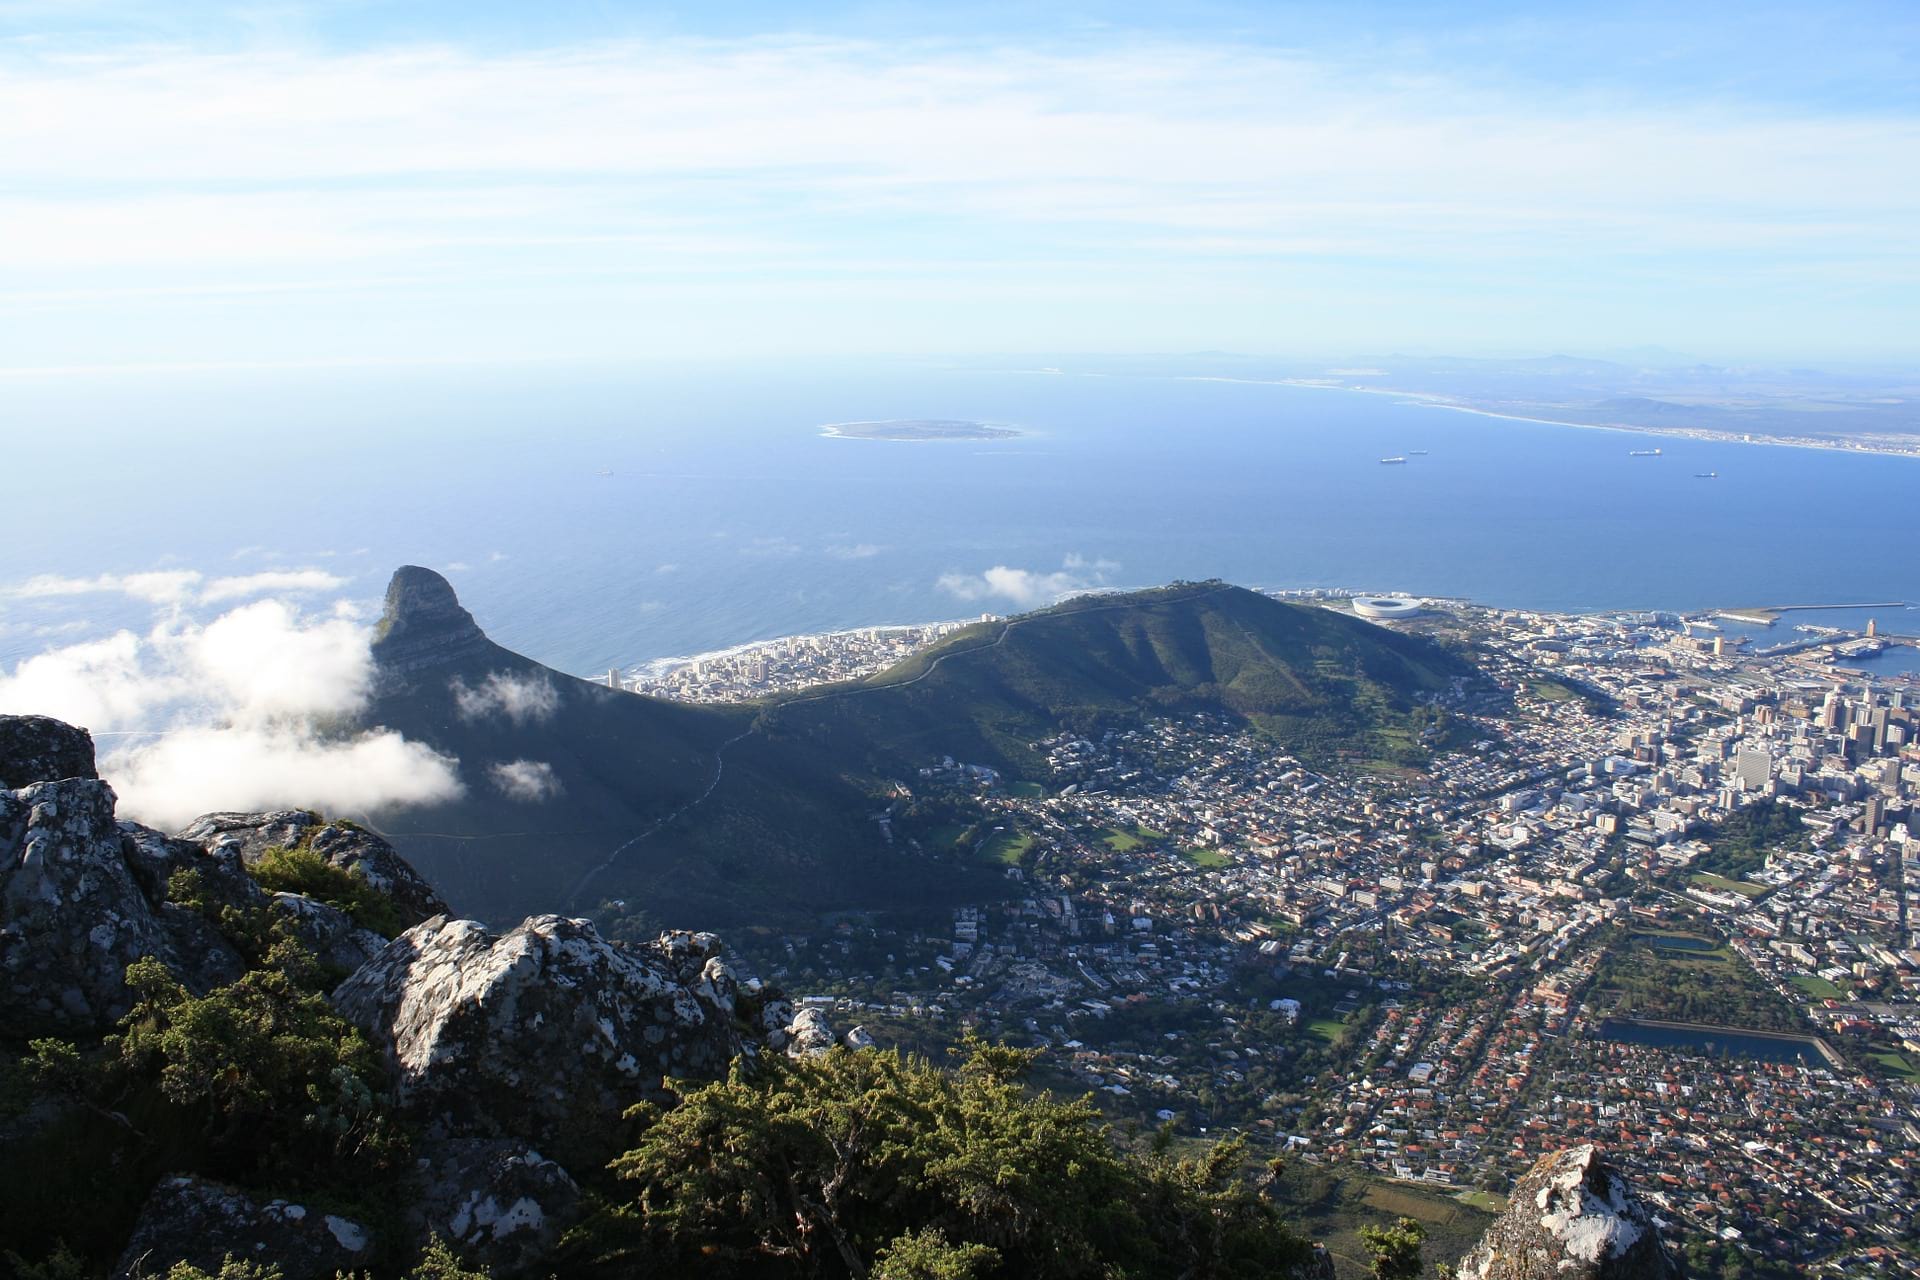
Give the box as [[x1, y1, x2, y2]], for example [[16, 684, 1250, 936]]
[[358, 569, 1476, 928]]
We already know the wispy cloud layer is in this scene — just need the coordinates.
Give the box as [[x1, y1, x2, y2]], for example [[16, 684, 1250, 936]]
[[2, 28, 1915, 358]]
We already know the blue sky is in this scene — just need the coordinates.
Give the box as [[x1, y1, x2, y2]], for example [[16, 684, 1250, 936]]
[[3, 1, 1917, 367]]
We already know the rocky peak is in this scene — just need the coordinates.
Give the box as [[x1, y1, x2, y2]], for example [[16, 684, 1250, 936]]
[[371, 565, 489, 674], [0, 714, 97, 789], [1458, 1145, 1682, 1280], [331, 914, 754, 1169]]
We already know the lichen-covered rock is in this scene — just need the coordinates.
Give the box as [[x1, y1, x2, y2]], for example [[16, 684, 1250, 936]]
[[843, 1024, 877, 1050], [1, 779, 193, 1035], [1457, 1146, 1683, 1280], [331, 914, 748, 1166], [784, 1006, 837, 1058], [0, 714, 97, 788], [179, 809, 448, 925], [270, 892, 389, 973], [407, 1138, 583, 1278], [112, 1175, 375, 1280]]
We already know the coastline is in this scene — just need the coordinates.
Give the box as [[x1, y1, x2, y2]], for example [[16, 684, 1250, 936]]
[[1292, 378, 1920, 461], [1178, 374, 1920, 460]]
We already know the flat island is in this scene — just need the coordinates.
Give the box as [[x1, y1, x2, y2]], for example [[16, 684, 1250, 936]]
[[821, 418, 1021, 441]]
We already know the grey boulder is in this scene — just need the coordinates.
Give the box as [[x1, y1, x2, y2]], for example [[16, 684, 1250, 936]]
[[407, 1138, 584, 1278], [0, 714, 96, 789], [112, 1175, 376, 1280]]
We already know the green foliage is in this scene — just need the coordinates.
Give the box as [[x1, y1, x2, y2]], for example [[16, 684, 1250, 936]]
[[1590, 924, 1805, 1033], [250, 843, 405, 938], [872, 1229, 999, 1280], [580, 1036, 1313, 1279], [152, 1259, 282, 1280], [1698, 798, 1811, 881], [404, 1237, 494, 1280], [112, 957, 406, 1184], [3, 1242, 90, 1280], [1358, 1216, 1427, 1280]]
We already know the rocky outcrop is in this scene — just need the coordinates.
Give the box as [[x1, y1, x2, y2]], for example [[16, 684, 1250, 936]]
[[179, 809, 448, 925], [112, 1175, 375, 1280], [784, 1006, 837, 1058], [0, 715, 444, 1035], [370, 565, 491, 675], [0, 714, 96, 789], [0, 778, 234, 1036], [407, 1138, 583, 1278], [1458, 1146, 1682, 1280], [331, 914, 750, 1167], [269, 891, 390, 973]]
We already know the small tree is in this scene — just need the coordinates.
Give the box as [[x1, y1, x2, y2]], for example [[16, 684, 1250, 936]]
[[1358, 1216, 1427, 1280]]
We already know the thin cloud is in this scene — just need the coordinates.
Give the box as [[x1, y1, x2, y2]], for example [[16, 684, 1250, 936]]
[[489, 759, 563, 803], [5, 567, 346, 606], [936, 555, 1119, 608], [450, 671, 560, 725]]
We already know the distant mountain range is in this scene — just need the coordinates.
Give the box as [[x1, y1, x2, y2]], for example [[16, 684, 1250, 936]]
[[359, 568, 1474, 929]]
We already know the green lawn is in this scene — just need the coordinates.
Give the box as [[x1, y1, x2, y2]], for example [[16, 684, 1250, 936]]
[[1139, 826, 1167, 840], [1102, 827, 1145, 853], [1455, 1190, 1508, 1214], [979, 831, 1037, 867], [1869, 1051, 1920, 1082], [1527, 678, 1578, 703], [1690, 871, 1770, 898], [1181, 847, 1232, 870], [1306, 1017, 1346, 1046], [925, 824, 967, 850], [1790, 974, 1845, 1000], [1004, 780, 1046, 799]]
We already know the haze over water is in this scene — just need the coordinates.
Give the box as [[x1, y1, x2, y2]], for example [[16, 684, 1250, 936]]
[[5, 360, 1916, 677]]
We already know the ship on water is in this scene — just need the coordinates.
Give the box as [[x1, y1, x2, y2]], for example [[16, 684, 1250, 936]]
[[1694, 471, 1718, 478], [1629, 447, 1663, 456], [1379, 456, 1408, 465]]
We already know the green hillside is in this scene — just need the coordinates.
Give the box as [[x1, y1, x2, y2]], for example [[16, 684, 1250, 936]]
[[755, 582, 1473, 779], [359, 572, 1475, 928]]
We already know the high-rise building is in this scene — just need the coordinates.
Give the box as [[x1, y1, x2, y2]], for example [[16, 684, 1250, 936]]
[[1735, 748, 1773, 792]]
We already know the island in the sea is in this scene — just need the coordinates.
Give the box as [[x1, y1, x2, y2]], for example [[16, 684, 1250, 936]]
[[821, 418, 1021, 441]]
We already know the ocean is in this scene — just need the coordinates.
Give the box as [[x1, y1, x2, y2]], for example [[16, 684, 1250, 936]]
[[4, 359, 1918, 678]]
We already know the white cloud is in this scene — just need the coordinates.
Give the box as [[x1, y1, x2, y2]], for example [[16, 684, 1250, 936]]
[[0, 594, 464, 829], [826, 543, 882, 559], [10, 570, 204, 605], [111, 726, 462, 831], [198, 568, 348, 603], [450, 671, 560, 724], [936, 555, 1120, 608], [488, 759, 563, 803], [5, 566, 345, 606]]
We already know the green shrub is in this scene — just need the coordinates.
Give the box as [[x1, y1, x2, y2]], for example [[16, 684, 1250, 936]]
[[575, 1036, 1312, 1279], [249, 845, 404, 938]]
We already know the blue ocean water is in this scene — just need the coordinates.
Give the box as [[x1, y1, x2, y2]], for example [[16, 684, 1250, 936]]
[[3, 359, 1917, 677]]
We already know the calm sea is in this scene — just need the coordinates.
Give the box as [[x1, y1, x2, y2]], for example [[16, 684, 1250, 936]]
[[4, 359, 1917, 677]]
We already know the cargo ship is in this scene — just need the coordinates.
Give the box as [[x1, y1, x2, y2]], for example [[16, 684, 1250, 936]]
[[1379, 456, 1408, 465], [1629, 448, 1662, 457]]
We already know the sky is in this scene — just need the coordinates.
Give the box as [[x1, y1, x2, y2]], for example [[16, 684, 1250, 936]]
[[2, 0, 1918, 368]]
